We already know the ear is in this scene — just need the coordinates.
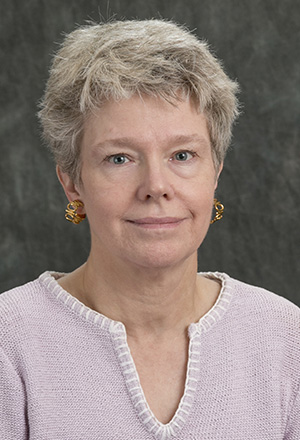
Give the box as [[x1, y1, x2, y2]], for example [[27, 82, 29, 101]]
[[214, 162, 223, 190], [56, 165, 82, 204]]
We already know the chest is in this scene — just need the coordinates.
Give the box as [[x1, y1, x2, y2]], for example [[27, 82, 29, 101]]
[[22, 324, 290, 440], [128, 339, 189, 424]]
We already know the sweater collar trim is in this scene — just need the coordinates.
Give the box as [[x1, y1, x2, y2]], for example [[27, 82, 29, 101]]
[[39, 271, 232, 335]]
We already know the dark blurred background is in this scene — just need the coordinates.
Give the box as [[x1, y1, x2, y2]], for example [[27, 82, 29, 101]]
[[1, 0, 299, 305]]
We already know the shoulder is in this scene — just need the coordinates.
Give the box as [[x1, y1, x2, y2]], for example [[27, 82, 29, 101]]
[[224, 274, 300, 367], [227, 275, 300, 326], [0, 272, 65, 371], [0, 273, 52, 334], [206, 272, 300, 330]]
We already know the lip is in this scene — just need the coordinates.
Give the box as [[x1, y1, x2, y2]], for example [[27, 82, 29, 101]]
[[127, 217, 185, 229]]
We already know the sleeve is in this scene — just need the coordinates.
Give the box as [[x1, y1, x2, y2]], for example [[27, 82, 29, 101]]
[[284, 378, 300, 439], [0, 347, 28, 439]]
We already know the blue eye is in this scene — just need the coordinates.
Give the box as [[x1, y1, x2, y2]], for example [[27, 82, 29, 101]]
[[174, 151, 194, 161], [108, 154, 129, 165]]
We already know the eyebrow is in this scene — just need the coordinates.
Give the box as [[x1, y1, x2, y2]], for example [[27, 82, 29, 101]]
[[91, 134, 210, 152]]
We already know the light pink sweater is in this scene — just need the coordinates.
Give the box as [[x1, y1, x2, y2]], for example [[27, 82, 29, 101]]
[[0, 271, 299, 439]]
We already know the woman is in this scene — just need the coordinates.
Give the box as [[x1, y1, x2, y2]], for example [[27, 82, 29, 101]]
[[0, 19, 299, 439]]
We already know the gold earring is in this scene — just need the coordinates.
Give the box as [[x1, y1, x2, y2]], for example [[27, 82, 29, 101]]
[[65, 200, 86, 224], [211, 198, 224, 224]]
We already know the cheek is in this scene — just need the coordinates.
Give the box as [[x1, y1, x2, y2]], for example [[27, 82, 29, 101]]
[[82, 179, 131, 221], [186, 177, 216, 204], [183, 183, 215, 228]]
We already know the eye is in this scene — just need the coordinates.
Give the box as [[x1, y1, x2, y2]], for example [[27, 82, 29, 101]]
[[107, 154, 130, 165], [173, 151, 195, 161]]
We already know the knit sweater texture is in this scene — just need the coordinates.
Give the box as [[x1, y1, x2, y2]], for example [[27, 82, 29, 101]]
[[0, 271, 299, 440]]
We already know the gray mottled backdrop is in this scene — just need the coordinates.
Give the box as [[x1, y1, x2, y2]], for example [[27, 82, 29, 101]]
[[1, 0, 299, 305]]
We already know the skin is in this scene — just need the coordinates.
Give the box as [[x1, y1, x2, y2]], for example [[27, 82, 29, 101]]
[[57, 94, 223, 423]]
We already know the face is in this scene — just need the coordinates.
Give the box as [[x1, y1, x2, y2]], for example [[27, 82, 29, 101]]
[[60, 95, 222, 270]]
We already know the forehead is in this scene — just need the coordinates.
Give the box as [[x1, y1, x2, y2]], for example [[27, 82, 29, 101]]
[[82, 95, 210, 150]]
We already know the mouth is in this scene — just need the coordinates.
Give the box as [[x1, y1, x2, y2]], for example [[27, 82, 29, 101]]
[[127, 217, 185, 229]]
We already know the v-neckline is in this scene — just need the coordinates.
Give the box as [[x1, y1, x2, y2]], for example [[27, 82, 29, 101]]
[[40, 271, 232, 439], [111, 322, 203, 439]]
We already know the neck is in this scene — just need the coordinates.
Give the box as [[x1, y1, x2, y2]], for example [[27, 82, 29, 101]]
[[61, 251, 220, 342]]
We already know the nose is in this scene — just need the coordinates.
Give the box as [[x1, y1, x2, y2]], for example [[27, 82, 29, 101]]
[[136, 161, 175, 201]]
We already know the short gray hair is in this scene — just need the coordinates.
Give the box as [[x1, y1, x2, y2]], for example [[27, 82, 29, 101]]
[[38, 19, 239, 183]]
